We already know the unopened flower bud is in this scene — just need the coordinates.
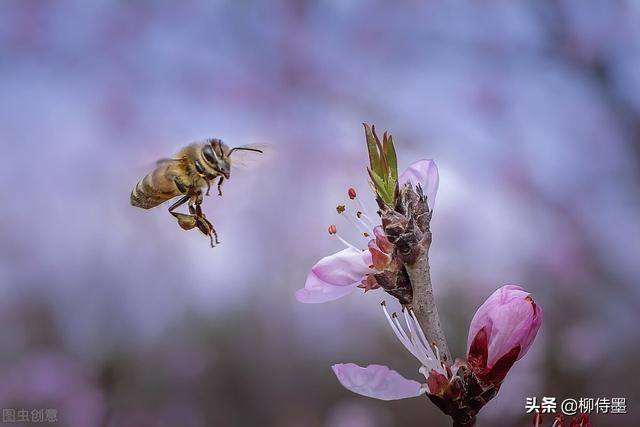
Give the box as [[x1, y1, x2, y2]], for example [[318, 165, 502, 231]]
[[368, 239, 392, 270], [357, 275, 380, 292], [467, 285, 543, 385], [373, 225, 394, 253]]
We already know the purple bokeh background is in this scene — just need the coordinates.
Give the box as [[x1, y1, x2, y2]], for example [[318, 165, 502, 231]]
[[1, 1, 639, 426]]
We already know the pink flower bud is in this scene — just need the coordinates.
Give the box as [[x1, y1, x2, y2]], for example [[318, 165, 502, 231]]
[[467, 285, 543, 385], [357, 275, 381, 292], [368, 239, 391, 271], [372, 225, 394, 253]]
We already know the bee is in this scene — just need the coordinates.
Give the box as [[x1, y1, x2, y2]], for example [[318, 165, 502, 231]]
[[130, 138, 264, 247]]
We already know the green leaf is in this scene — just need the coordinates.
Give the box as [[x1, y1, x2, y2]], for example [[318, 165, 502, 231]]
[[373, 126, 387, 173], [368, 168, 393, 205], [363, 123, 400, 206], [383, 133, 398, 184], [363, 123, 381, 175]]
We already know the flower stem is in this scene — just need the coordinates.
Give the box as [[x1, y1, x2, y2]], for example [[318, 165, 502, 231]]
[[404, 231, 452, 363]]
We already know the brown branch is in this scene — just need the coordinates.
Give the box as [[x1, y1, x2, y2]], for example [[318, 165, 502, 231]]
[[381, 184, 452, 363], [404, 231, 452, 363]]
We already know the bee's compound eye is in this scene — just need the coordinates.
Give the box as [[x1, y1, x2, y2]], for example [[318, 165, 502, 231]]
[[202, 144, 216, 164]]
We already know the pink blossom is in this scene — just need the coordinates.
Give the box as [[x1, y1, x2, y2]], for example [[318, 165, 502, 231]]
[[398, 159, 439, 210], [332, 364, 423, 401], [295, 248, 373, 303], [467, 285, 543, 385], [296, 160, 438, 303]]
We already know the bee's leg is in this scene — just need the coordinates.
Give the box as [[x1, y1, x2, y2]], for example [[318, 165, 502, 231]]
[[193, 190, 204, 206], [168, 195, 190, 213], [210, 222, 219, 245], [190, 210, 216, 247], [173, 177, 189, 195], [170, 212, 198, 231], [172, 206, 215, 247], [196, 218, 215, 248], [196, 216, 218, 247], [217, 176, 225, 197], [194, 203, 205, 220], [168, 195, 200, 232], [193, 160, 212, 197], [194, 204, 220, 246], [171, 212, 216, 247]]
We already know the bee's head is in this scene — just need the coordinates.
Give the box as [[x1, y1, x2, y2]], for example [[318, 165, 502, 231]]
[[202, 139, 231, 179]]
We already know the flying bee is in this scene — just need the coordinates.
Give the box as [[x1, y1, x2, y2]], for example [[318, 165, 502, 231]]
[[130, 138, 264, 247]]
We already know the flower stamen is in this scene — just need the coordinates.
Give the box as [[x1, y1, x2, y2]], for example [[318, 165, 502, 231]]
[[381, 301, 444, 374], [346, 187, 376, 229], [337, 204, 374, 239], [402, 310, 433, 367], [404, 309, 438, 363], [382, 302, 422, 361], [408, 310, 437, 361], [327, 224, 360, 251]]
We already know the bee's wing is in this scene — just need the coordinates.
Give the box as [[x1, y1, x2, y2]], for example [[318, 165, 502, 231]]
[[156, 158, 174, 166], [230, 144, 273, 170]]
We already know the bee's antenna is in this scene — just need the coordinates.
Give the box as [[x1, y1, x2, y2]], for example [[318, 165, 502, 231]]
[[229, 147, 263, 155]]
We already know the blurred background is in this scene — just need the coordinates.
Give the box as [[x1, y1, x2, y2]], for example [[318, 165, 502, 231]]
[[1, 1, 639, 426]]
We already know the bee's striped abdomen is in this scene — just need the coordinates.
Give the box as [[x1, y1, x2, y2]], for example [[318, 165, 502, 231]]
[[130, 165, 180, 209]]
